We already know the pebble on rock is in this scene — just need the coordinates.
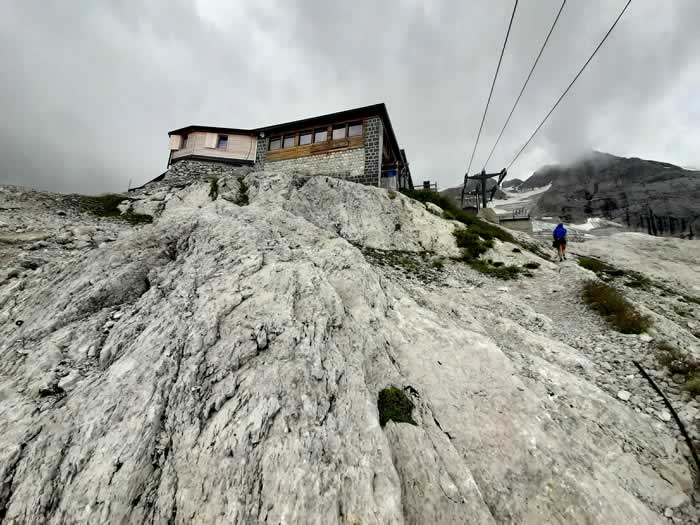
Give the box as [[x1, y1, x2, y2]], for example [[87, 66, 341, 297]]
[[659, 411, 672, 422], [617, 390, 632, 401]]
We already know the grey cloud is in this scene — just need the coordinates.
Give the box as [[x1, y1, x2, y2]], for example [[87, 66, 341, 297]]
[[1, 0, 699, 193]]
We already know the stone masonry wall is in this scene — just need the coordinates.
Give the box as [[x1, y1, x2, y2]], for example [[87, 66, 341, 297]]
[[265, 148, 366, 182], [165, 159, 253, 186], [254, 136, 267, 169], [362, 117, 383, 187]]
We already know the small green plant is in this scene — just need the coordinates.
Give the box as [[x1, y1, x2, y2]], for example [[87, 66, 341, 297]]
[[656, 342, 700, 396], [431, 257, 445, 270], [235, 176, 249, 206], [396, 256, 418, 272], [469, 260, 522, 280], [523, 262, 540, 270], [77, 194, 153, 225], [685, 377, 700, 396], [388, 190, 397, 200], [656, 341, 678, 353], [576, 255, 614, 274], [581, 280, 652, 334], [402, 189, 514, 243], [453, 228, 493, 260], [378, 386, 416, 427], [209, 177, 219, 200], [442, 210, 457, 221]]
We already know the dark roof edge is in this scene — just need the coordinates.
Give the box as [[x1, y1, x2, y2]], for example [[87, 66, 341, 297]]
[[168, 125, 252, 136]]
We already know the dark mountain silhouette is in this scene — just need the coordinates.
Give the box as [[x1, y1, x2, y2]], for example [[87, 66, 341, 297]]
[[530, 152, 700, 237]]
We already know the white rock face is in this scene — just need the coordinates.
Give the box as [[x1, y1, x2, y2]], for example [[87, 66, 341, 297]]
[[0, 172, 697, 523]]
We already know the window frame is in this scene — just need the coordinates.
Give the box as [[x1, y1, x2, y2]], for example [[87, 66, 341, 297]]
[[347, 121, 363, 138], [269, 137, 282, 151], [298, 130, 313, 146], [216, 134, 228, 150], [313, 127, 328, 144], [332, 124, 347, 141], [282, 134, 296, 149]]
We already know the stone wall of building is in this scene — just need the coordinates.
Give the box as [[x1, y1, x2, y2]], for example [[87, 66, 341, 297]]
[[362, 117, 383, 187], [264, 147, 366, 181], [166, 159, 253, 185], [254, 135, 267, 169]]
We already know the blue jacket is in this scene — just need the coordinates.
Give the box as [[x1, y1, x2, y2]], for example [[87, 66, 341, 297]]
[[553, 224, 567, 240]]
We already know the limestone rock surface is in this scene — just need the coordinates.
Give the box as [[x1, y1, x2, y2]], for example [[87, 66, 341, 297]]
[[0, 172, 697, 524]]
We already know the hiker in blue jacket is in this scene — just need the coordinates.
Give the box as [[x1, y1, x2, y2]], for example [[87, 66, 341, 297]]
[[553, 222, 567, 261]]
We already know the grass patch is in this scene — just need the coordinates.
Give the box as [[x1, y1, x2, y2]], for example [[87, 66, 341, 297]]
[[453, 228, 493, 260], [77, 194, 153, 225], [431, 257, 445, 270], [581, 280, 652, 334], [577, 256, 624, 277], [209, 177, 219, 200], [524, 262, 540, 270], [468, 260, 521, 280], [685, 377, 700, 396], [577, 256, 614, 274], [396, 256, 418, 272], [403, 189, 513, 244], [656, 342, 700, 396], [378, 386, 416, 427], [401, 186, 551, 266], [388, 190, 397, 200]]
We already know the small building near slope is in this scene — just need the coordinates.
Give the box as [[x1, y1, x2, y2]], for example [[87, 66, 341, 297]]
[[166, 103, 413, 190]]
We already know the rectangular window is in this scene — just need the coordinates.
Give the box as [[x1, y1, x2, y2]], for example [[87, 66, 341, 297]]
[[332, 124, 346, 140], [216, 135, 228, 149], [348, 121, 363, 137], [181, 134, 188, 149], [269, 137, 281, 151], [313, 128, 328, 143], [299, 131, 312, 145], [283, 134, 296, 148]]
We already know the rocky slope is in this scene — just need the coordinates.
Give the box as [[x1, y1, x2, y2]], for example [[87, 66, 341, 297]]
[[528, 152, 700, 236], [1, 172, 699, 523]]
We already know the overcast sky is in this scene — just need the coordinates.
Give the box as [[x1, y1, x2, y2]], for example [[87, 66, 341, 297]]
[[1, 0, 699, 194]]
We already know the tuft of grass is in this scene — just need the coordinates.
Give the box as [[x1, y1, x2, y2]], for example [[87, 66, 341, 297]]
[[388, 190, 397, 200], [523, 262, 540, 270], [403, 189, 514, 244], [235, 176, 249, 206], [581, 280, 652, 334], [77, 194, 153, 225], [209, 177, 219, 200], [378, 386, 416, 427], [403, 189, 546, 278], [576, 255, 615, 275], [656, 342, 700, 396], [396, 256, 418, 272], [468, 260, 522, 280], [431, 257, 445, 270], [453, 228, 493, 260], [685, 377, 700, 396]]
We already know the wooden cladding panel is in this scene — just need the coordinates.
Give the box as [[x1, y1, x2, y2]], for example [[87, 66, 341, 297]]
[[266, 135, 364, 162]]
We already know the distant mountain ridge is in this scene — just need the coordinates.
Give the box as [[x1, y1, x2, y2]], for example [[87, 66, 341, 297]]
[[530, 151, 699, 236]]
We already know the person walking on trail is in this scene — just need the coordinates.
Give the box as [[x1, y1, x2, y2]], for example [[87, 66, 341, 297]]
[[553, 222, 567, 261]]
